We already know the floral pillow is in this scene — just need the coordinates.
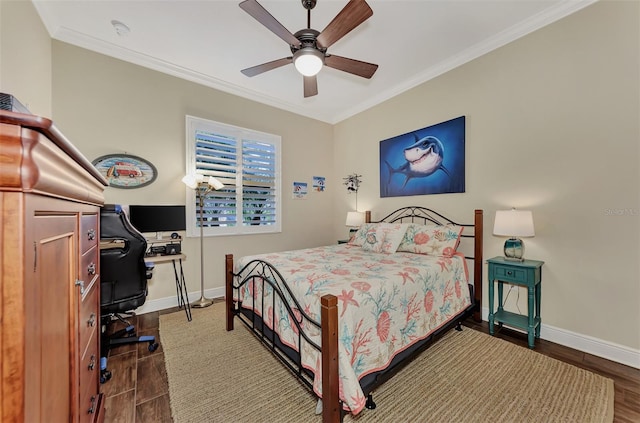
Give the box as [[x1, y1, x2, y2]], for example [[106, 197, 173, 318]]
[[348, 223, 375, 246], [397, 223, 463, 257], [360, 223, 409, 254]]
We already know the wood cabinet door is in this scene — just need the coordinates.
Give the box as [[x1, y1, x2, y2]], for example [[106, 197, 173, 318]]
[[24, 213, 77, 423]]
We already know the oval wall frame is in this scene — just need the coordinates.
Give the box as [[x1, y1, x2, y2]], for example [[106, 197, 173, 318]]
[[92, 154, 157, 189]]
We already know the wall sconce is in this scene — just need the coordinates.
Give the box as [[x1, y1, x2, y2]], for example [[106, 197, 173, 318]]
[[182, 173, 224, 308], [493, 208, 535, 261]]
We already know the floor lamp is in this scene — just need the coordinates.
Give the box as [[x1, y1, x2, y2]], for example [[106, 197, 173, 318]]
[[182, 173, 224, 308]]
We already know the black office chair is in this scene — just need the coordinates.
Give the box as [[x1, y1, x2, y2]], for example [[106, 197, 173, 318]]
[[100, 204, 158, 383]]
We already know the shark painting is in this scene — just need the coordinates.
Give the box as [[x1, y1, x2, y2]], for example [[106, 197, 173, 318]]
[[384, 135, 450, 188], [380, 116, 465, 197]]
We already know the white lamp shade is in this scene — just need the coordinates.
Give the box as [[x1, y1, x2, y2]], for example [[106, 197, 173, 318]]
[[206, 176, 224, 191], [183, 174, 223, 190], [493, 209, 535, 237], [181, 173, 199, 189], [293, 48, 324, 76], [345, 211, 365, 227]]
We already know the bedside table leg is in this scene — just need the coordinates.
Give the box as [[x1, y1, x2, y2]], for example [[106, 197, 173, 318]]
[[488, 277, 495, 335], [527, 285, 535, 348], [535, 282, 541, 339]]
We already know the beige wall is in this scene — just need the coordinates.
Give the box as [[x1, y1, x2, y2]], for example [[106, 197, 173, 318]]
[[0, 0, 51, 117], [52, 42, 335, 302], [334, 1, 639, 352]]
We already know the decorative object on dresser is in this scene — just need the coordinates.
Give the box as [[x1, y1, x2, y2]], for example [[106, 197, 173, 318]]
[[182, 173, 225, 308], [493, 208, 535, 261], [487, 256, 544, 348], [0, 103, 108, 422]]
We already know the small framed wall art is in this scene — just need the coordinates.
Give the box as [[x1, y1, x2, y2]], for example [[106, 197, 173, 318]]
[[92, 154, 157, 189]]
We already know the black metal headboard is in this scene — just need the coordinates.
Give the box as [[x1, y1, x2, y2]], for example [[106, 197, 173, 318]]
[[370, 206, 483, 320]]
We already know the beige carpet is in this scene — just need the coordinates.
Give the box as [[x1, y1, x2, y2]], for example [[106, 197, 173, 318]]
[[160, 303, 614, 423]]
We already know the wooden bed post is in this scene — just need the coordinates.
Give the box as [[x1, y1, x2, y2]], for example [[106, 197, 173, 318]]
[[473, 210, 483, 322], [225, 254, 235, 331], [364, 210, 371, 223], [321, 294, 340, 423]]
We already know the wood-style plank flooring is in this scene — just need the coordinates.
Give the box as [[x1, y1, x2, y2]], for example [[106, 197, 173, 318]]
[[100, 304, 640, 423]]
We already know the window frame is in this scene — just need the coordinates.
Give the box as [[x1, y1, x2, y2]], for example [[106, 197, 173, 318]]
[[184, 115, 282, 237]]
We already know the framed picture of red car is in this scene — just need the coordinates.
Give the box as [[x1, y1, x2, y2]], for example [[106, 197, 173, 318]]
[[92, 154, 157, 189]]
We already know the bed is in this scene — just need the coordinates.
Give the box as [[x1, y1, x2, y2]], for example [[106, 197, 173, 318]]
[[225, 207, 483, 422]]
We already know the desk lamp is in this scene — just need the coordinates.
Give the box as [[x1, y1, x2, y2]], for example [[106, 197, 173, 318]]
[[493, 208, 535, 261], [182, 173, 224, 308]]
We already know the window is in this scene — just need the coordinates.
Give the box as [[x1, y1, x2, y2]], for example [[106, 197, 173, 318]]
[[185, 115, 281, 237]]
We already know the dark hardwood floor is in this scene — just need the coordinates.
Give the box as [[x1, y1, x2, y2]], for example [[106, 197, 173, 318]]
[[101, 306, 640, 423]]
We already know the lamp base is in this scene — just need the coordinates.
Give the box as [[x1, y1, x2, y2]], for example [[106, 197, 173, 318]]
[[503, 237, 525, 261], [191, 296, 214, 308]]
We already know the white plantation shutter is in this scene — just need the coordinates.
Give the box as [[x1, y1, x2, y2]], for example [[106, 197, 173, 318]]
[[185, 116, 281, 236]]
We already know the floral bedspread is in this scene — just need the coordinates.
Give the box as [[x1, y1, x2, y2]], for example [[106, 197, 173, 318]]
[[234, 244, 471, 415]]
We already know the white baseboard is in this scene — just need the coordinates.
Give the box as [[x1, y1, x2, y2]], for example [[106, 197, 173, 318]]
[[137, 300, 639, 369], [481, 307, 640, 369], [134, 287, 226, 315]]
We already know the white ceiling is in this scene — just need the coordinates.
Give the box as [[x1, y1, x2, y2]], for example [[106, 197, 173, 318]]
[[33, 0, 595, 124]]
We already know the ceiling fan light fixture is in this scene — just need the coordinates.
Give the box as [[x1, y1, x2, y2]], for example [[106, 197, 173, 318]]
[[293, 47, 324, 77]]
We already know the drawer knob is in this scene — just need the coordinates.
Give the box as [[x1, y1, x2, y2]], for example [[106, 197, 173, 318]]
[[88, 354, 96, 371], [87, 313, 96, 327], [88, 395, 96, 414], [87, 228, 96, 241], [75, 280, 85, 295], [87, 262, 96, 276], [507, 271, 513, 276]]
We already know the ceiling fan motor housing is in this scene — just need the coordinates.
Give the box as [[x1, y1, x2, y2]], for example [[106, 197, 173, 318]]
[[291, 29, 325, 54]]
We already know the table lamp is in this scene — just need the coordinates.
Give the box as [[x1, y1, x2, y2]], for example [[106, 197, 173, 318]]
[[182, 173, 224, 308], [345, 211, 365, 238], [493, 208, 535, 261]]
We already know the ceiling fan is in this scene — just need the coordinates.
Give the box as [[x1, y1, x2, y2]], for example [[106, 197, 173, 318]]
[[239, 0, 378, 98]]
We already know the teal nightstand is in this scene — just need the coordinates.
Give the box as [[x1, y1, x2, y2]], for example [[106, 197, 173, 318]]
[[487, 256, 545, 349]]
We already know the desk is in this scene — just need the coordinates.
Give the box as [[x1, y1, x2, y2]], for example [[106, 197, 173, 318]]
[[145, 254, 192, 322]]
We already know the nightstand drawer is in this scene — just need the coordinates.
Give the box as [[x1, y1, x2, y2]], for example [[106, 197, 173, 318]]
[[493, 265, 527, 283]]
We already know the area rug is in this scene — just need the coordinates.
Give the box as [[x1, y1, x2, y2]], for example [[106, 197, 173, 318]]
[[159, 303, 614, 423]]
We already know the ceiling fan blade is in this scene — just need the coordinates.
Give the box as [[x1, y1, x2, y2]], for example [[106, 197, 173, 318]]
[[324, 55, 378, 79], [241, 57, 293, 77], [303, 75, 318, 98], [316, 0, 373, 49], [239, 0, 301, 47]]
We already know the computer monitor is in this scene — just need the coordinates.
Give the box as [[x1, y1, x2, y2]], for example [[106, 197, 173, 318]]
[[127, 205, 186, 236]]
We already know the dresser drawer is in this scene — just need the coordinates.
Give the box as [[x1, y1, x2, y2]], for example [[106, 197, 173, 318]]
[[493, 265, 527, 284], [79, 279, 99, 356], [81, 213, 99, 254], [79, 331, 100, 423]]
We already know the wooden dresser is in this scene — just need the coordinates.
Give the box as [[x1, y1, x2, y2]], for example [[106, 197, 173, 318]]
[[0, 108, 108, 422]]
